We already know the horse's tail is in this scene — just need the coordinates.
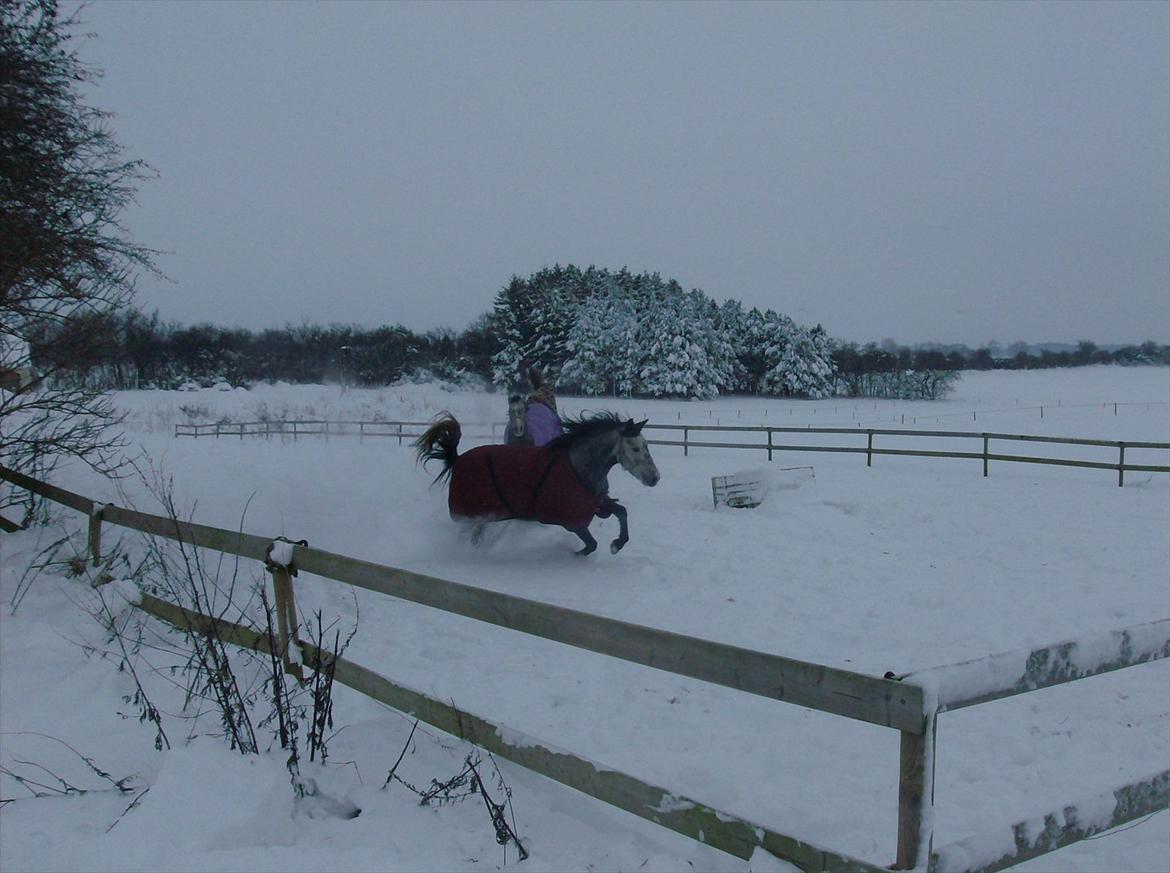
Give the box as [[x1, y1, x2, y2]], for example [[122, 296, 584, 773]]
[[413, 413, 461, 484]]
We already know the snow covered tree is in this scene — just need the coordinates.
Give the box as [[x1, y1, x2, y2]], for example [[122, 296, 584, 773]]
[[764, 322, 836, 398], [493, 263, 835, 399], [712, 299, 749, 392], [738, 307, 771, 394], [525, 265, 585, 381], [560, 288, 639, 395], [805, 324, 837, 398], [489, 275, 538, 388], [758, 310, 797, 395], [490, 264, 596, 387], [635, 289, 733, 399]]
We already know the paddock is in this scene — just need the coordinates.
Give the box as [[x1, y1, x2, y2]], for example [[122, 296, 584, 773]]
[[3, 368, 1168, 870]]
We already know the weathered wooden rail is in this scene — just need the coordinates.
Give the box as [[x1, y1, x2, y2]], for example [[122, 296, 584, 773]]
[[3, 464, 1167, 871], [174, 418, 1170, 487]]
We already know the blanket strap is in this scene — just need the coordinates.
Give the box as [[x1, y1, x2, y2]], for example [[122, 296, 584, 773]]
[[485, 454, 519, 517], [530, 453, 562, 507]]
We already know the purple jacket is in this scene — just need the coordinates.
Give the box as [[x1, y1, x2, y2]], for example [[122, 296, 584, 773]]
[[527, 401, 563, 447]]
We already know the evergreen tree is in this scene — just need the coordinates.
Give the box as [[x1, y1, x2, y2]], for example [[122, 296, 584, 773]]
[[759, 310, 797, 395], [489, 275, 537, 387], [738, 307, 771, 393], [526, 265, 582, 380], [635, 289, 731, 398], [714, 299, 749, 392], [560, 289, 639, 395]]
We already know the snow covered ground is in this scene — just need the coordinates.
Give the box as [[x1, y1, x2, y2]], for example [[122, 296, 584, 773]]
[[2, 366, 1168, 871]]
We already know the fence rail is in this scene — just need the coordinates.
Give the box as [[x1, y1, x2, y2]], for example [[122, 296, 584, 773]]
[[175, 418, 1170, 486], [3, 463, 1167, 872], [174, 419, 502, 444], [132, 591, 879, 873]]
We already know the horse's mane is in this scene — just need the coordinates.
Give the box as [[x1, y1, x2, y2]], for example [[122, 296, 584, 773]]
[[546, 411, 627, 450]]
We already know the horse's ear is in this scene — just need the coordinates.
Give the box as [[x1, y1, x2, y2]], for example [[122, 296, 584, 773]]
[[623, 418, 648, 436]]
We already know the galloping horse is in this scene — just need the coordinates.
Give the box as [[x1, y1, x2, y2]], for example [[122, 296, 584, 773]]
[[415, 412, 660, 555]]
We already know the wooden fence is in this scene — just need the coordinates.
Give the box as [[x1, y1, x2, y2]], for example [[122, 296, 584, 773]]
[[175, 419, 508, 444], [175, 418, 1170, 487], [645, 424, 1170, 488], [3, 463, 1167, 872]]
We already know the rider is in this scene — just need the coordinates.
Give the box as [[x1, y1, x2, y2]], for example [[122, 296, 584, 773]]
[[525, 366, 563, 447]]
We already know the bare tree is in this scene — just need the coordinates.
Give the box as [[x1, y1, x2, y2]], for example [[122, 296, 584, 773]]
[[1, 0, 157, 520]]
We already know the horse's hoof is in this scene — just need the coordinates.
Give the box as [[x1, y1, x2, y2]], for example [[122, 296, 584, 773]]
[[576, 545, 596, 557], [610, 539, 625, 555]]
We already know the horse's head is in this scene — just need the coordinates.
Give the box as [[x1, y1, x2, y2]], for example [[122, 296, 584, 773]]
[[506, 393, 527, 439], [616, 419, 660, 487]]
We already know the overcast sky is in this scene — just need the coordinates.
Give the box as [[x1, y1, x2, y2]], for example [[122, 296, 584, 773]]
[[78, 1, 1169, 346]]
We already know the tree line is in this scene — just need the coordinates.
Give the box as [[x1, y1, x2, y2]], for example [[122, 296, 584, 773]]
[[28, 271, 1169, 401]]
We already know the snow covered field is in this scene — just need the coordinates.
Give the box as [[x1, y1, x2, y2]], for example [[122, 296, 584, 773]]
[[2, 366, 1168, 871]]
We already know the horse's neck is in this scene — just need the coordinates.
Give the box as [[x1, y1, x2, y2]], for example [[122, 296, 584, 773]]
[[568, 431, 618, 496]]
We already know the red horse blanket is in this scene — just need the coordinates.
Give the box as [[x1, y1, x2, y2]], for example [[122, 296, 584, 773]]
[[449, 444, 603, 529]]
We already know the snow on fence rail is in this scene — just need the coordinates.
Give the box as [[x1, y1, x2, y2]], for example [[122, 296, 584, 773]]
[[175, 419, 1170, 487], [3, 463, 1167, 872]]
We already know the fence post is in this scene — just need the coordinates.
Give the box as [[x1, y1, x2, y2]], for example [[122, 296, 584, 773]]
[[270, 565, 304, 682], [293, 421, 298, 442], [866, 431, 873, 467], [359, 422, 364, 443], [683, 428, 689, 457], [895, 713, 936, 870], [983, 434, 989, 478], [1118, 442, 1125, 488], [215, 423, 221, 438], [397, 423, 403, 446], [88, 504, 104, 566], [767, 428, 773, 462]]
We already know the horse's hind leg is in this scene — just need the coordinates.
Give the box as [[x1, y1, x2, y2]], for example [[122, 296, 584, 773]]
[[569, 527, 597, 556], [470, 522, 486, 546]]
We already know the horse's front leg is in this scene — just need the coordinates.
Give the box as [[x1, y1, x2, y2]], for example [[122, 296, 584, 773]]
[[569, 526, 597, 556], [600, 498, 629, 554]]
